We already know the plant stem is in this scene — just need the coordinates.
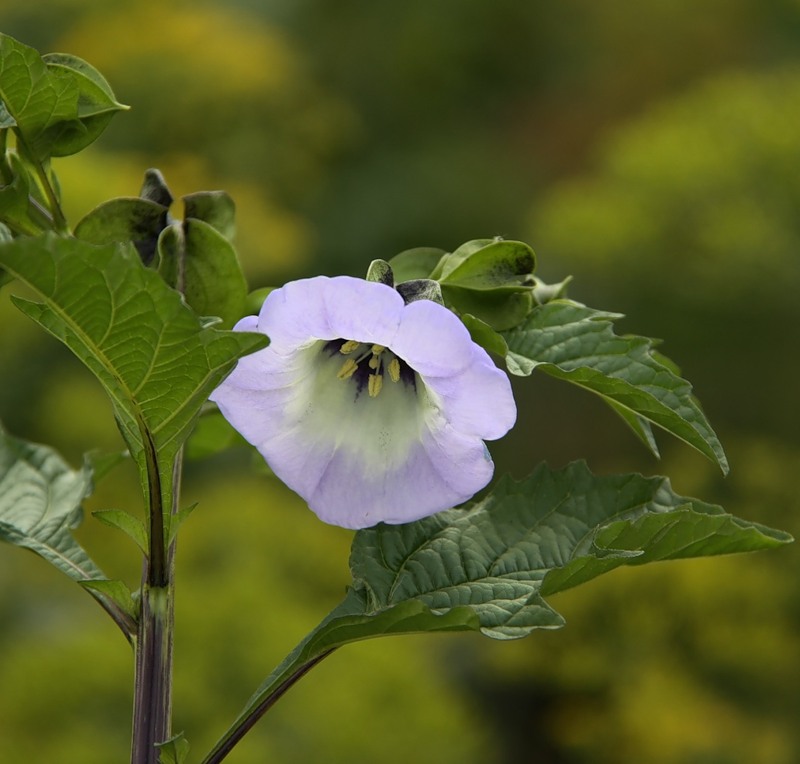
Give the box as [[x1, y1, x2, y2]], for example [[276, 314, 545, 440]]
[[131, 583, 174, 764], [12, 131, 69, 234], [200, 650, 335, 764], [130, 435, 182, 764]]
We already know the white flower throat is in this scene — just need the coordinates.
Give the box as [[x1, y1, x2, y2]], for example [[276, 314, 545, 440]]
[[327, 339, 416, 399]]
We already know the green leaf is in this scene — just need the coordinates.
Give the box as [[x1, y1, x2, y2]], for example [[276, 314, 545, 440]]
[[0, 151, 31, 222], [41, 52, 128, 156], [604, 399, 661, 458], [158, 218, 248, 327], [532, 274, 573, 304], [85, 448, 129, 482], [438, 238, 536, 290], [93, 509, 147, 553], [185, 409, 245, 460], [0, 35, 125, 160], [431, 239, 537, 329], [0, 423, 99, 580], [74, 197, 170, 265], [167, 503, 197, 546], [208, 461, 789, 758], [244, 286, 275, 315], [351, 461, 789, 639], [156, 733, 190, 764], [183, 190, 235, 242], [0, 424, 136, 638], [441, 285, 533, 330], [502, 300, 729, 472], [0, 34, 77, 159], [79, 579, 138, 624], [0, 234, 267, 534], [388, 247, 446, 282], [365, 258, 394, 286], [459, 313, 508, 357]]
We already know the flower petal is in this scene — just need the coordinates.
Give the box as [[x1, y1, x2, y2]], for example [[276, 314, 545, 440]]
[[260, 276, 404, 348], [307, 418, 494, 529], [425, 345, 517, 440], [391, 299, 474, 376], [211, 274, 518, 529]]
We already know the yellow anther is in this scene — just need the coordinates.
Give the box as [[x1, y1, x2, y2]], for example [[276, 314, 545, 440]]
[[388, 358, 401, 383], [368, 373, 383, 398], [340, 340, 361, 354], [368, 354, 381, 370], [337, 358, 359, 380], [371, 344, 386, 355]]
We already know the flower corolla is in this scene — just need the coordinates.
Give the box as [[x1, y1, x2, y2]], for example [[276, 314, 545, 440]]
[[210, 276, 516, 529]]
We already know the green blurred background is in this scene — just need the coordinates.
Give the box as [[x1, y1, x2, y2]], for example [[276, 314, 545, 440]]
[[2, 1, 799, 762]]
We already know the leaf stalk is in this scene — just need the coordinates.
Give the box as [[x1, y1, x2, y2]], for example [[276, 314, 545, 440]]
[[200, 650, 335, 764]]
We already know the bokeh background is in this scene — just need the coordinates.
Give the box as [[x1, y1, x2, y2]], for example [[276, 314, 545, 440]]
[[1, 1, 799, 762]]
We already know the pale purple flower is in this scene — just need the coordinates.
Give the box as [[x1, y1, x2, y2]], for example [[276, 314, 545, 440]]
[[210, 276, 516, 529]]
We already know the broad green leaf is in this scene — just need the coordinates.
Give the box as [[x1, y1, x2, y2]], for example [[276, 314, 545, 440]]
[[158, 219, 248, 327], [0, 34, 77, 159], [0, 424, 136, 638], [207, 462, 789, 760], [438, 239, 536, 290], [74, 197, 170, 265], [459, 313, 508, 357], [388, 246, 446, 282], [41, 52, 128, 156], [433, 239, 537, 330], [502, 300, 729, 472], [0, 423, 98, 580], [605, 399, 661, 458], [183, 190, 235, 242], [0, 37, 125, 160], [348, 462, 789, 640], [0, 234, 267, 532], [441, 284, 533, 330], [432, 238, 492, 279]]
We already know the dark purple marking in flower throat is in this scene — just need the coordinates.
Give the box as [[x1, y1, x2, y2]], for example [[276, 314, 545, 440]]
[[323, 338, 417, 399]]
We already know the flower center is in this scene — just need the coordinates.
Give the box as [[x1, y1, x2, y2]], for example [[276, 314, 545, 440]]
[[324, 338, 416, 399]]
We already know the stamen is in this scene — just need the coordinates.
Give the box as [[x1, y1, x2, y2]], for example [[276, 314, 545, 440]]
[[371, 344, 386, 355], [368, 354, 381, 370], [337, 358, 359, 380], [388, 358, 401, 383], [368, 373, 383, 398], [339, 340, 361, 354]]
